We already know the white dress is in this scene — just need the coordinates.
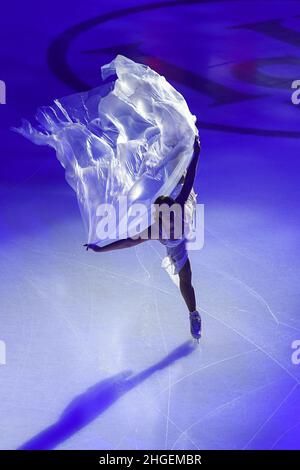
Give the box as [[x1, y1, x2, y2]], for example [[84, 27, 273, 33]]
[[15, 55, 198, 246], [160, 182, 197, 285]]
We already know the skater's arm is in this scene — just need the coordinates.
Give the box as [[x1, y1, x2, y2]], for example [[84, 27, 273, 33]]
[[84, 233, 148, 252], [175, 135, 200, 206]]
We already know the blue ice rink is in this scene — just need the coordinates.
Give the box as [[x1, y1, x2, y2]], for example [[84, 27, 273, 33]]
[[0, 0, 300, 450]]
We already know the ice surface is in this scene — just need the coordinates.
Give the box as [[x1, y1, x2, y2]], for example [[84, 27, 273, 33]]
[[1, 127, 300, 450], [15, 55, 198, 244], [2, 0, 300, 452]]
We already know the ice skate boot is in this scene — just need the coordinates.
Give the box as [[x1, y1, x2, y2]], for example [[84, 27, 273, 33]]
[[189, 310, 201, 342]]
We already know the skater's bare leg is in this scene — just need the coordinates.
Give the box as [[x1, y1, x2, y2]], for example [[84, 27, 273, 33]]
[[179, 258, 201, 340], [179, 258, 196, 313]]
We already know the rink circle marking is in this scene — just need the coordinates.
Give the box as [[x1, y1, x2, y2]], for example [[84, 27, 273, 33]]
[[47, 0, 300, 139]]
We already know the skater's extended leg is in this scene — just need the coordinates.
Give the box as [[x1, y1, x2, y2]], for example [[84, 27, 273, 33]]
[[179, 258, 196, 313], [179, 258, 201, 340]]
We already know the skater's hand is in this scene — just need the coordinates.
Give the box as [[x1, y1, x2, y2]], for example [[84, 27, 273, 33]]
[[84, 243, 100, 252], [194, 135, 200, 154]]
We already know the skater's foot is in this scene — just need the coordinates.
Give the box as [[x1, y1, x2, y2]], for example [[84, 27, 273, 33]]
[[189, 310, 201, 341]]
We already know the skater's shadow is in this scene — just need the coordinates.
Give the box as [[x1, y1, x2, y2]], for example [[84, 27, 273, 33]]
[[19, 341, 196, 450]]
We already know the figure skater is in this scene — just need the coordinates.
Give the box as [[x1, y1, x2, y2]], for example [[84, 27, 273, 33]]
[[85, 135, 201, 341]]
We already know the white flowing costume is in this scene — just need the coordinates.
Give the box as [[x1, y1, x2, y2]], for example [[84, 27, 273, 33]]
[[15, 55, 199, 279]]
